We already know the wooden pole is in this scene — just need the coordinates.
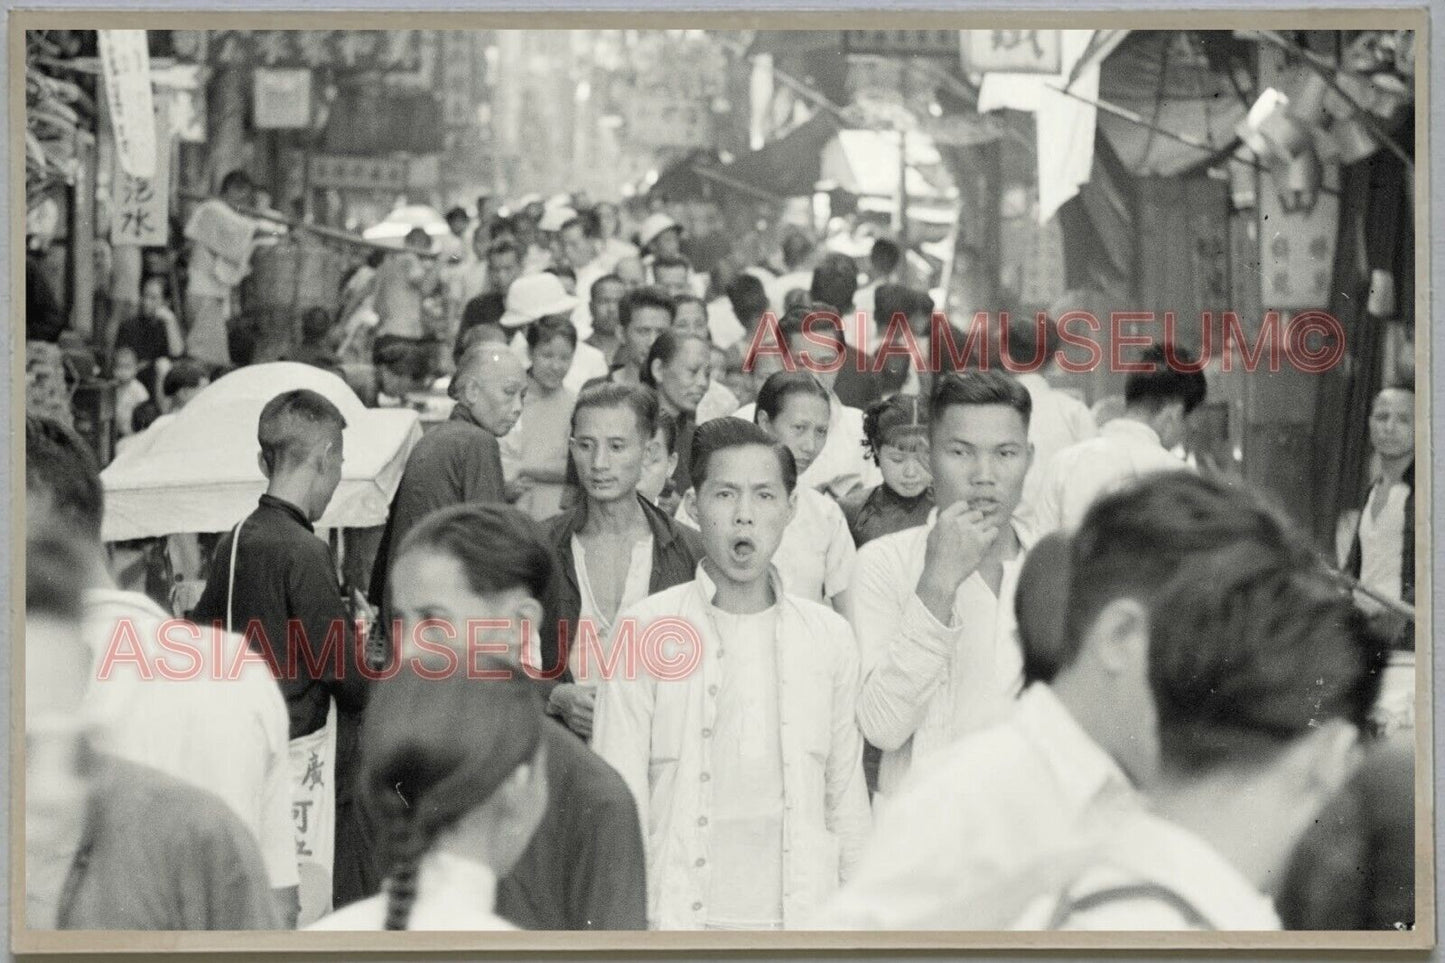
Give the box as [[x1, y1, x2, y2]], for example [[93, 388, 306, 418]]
[[178, 190, 443, 259]]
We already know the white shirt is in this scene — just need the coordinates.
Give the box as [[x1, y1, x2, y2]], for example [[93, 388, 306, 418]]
[[818, 683, 1136, 929], [774, 487, 856, 603], [309, 851, 513, 930], [733, 396, 880, 499], [1031, 417, 1189, 535], [695, 380, 741, 426], [570, 533, 654, 680], [1357, 480, 1410, 609], [591, 564, 871, 930], [705, 296, 748, 350], [82, 588, 298, 888], [850, 513, 1034, 797], [1014, 373, 1098, 530], [1011, 809, 1282, 931], [765, 269, 814, 311], [563, 340, 611, 395], [706, 606, 785, 928]]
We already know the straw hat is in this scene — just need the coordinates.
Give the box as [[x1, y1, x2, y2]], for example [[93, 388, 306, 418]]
[[638, 212, 682, 249]]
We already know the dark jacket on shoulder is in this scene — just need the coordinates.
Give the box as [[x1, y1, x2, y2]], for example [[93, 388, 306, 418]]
[[543, 493, 702, 683]]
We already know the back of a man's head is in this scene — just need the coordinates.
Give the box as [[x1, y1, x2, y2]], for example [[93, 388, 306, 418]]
[[870, 238, 901, 278], [726, 273, 770, 324], [26, 415, 103, 543], [810, 253, 859, 313], [1064, 473, 1385, 778], [1125, 344, 1208, 416], [258, 389, 347, 476]]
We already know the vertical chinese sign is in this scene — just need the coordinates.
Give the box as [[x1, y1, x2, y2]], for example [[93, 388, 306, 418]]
[[102, 30, 170, 247]]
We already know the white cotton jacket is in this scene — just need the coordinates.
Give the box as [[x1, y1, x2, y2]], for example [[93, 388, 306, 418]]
[[591, 564, 871, 930], [850, 514, 1035, 797]]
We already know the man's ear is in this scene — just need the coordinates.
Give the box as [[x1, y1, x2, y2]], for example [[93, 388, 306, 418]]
[[256, 451, 273, 480], [756, 409, 773, 433], [665, 452, 679, 480], [1083, 597, 1150, 676], [513, 595, 546, 671]]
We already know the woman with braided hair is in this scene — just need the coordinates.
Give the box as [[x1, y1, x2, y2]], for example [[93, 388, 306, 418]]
[[331, 503, 647, 930], [309, 659, 549, 930]]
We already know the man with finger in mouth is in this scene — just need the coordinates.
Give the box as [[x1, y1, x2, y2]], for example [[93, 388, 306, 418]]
[[591, 418, 870, 930], [850, 370, 1036, 802]]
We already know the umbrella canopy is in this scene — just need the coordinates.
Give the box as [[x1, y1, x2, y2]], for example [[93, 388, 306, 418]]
[[100, 362, 423, 540], [361, 204, 451, 245]]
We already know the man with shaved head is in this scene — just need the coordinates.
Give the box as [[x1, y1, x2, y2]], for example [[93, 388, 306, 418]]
[[191, 388, 374, 908], [369, 343, 528, 605]]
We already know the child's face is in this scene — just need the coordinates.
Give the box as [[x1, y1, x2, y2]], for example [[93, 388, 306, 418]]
[[878, 434, 931, 499], [114, 351, 138, 384], [141, 281, 166, 316]]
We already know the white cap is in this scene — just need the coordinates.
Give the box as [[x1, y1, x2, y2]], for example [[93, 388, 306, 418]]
[[638, 212, 681, 249], [498, 273, 581, 329], [537, 206, 577, 233]]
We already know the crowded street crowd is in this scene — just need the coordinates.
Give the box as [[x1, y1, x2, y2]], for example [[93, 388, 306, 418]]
[[25, 171, 1416, 935]]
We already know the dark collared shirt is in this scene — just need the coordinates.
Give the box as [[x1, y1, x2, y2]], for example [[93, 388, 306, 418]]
[[192, 494, 368, 745], [840, 483, 935, 548], [544, 493, 703, 685]]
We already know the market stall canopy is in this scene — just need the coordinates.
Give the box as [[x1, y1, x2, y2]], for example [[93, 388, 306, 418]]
[[1096, 31, 1252, 177], [820, 128, 954, 200], [361, 204, 450, 245], [652, 111, 842, 203], [100, 363, 423, 540]]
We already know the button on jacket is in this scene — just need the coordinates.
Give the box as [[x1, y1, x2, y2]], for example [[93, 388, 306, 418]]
[[591, 565, 871, 930]]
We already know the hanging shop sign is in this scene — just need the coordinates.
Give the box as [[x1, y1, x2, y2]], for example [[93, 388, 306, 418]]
[[307, 154, 409, 192], [959, 30, 1063, 75], [98, 29, 157, 179], [843, 29, 961, 58], [112, 96, 170, 247], [171, 29, 423, 72], [254, 68, 313, 129]]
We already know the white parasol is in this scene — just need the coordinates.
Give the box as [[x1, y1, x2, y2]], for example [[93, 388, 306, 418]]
[[100, 362, 423, 540]]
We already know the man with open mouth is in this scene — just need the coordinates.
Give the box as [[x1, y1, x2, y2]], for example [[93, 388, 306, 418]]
[[849, 370, 1037, 802], [591, 418, 870, 930]]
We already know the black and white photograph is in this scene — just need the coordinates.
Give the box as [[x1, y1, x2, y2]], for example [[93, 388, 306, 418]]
[[12, 9, 1431, 954]]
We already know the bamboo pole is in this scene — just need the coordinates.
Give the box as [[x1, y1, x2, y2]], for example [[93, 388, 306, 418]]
[[179, 190, 444, 259]]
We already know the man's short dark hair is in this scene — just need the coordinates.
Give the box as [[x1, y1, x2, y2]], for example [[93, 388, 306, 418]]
[[219, 170, 252, 195], [873, 284, 933, 328], [589, 273, 623, 304], [930, 370, 1032, 431], [570, 381, 658, 441], [28, 530, 90, 624], [258, 389, 348, 474], [781, 232, 814, 271], [688, 417, 796, 494], [1062, 474, 1386, 734], [810, 253, 859, 313], [26, 415, 103, 542], [619, 286, 674, 329], [163, 358, 209, 398], [870, 238, 902, 276], [445, 206, 469, 224], [487, 238, 522, 263], [1016, 531, 1073, 685], [1065, 473, 1386, 776], [726, 273, 770, 322], [652, 254, 691, 276], [1000, 309, 1062, 368], [1125, 344, 1208, 415]]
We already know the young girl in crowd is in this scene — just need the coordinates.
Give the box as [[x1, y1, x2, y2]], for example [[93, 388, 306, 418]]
[[502, 315, 579, 520], [840, 394, 934, 547], [310, 659, 549, 931], [750, 371, 856, 615]]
